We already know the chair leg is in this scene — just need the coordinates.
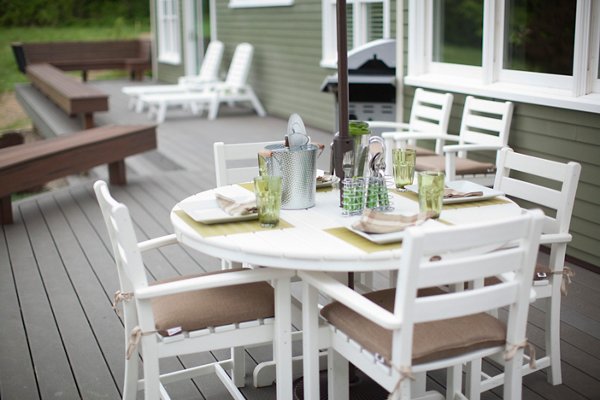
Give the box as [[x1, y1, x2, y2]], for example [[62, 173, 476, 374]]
[[545, 295, 563, 384], [246, 88, 266, 117], [503, 350, 523, 400], [232, 347, 246, 387], [122, 354, 140, 400], [446, 364, 463, 400], [465, 359, 482, 400], [156, 102, 167, 123], [328, 348, 349, 400], [208, 95, 220, 120], [141, 337, 161, 400]]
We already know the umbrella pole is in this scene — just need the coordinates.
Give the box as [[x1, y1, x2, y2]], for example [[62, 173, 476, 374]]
[[334, 0, 360, 385], [333, 0, 354, 206]]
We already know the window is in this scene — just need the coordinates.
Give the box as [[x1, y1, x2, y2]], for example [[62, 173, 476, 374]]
[[229, 0, 293, 7], [321, 0, 390, 68], [406, 0, 600, 113], [157, 0, 181, 64]]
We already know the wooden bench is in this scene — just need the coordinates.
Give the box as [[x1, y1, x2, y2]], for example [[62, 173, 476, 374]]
[[0, 124, 157, 224], [26, 63, 109, 129], [12, 39, 151, 81]]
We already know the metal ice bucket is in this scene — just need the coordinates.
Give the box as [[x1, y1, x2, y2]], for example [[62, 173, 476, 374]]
[[261, 143, 324, 209]]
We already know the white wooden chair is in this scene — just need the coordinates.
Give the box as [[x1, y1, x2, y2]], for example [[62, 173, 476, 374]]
[[299, 210, 544, 400], [386, 96, 513, 185], [142, 43, 266, 122], [93, 180, 293, 400], [368, 88, 454, 174], [213, 140, 281, 187], [466, 148, 581, 397], [213, 140, 281, 270], [122, 40, 224, 112]]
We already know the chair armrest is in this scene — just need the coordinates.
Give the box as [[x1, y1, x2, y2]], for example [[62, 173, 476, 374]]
[[442, 144, 502, 153], [540, 233, 572, 245], [298, 271, 402, 330], [135, 268, 295, 299], [369, 121, 410, 130], [138, 234, 178, 252]]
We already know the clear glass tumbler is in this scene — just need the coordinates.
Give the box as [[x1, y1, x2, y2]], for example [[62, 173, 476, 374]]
[[392, 148, 416, 189], [417, 171, 445, 218], [253, 175, 282, 227]]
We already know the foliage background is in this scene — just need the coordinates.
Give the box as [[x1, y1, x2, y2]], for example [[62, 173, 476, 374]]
[[0, 0, 149, 26]]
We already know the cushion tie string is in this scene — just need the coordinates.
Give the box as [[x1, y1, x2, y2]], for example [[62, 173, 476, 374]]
[[126, 326, 156, 360], [551, 267, 574, 296], [387, 365, 415, 400], [112, 290, 134, 317], [504, 339, 536, 369]]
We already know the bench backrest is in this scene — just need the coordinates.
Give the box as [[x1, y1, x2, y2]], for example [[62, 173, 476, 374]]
[[19, 39, 150, 66]]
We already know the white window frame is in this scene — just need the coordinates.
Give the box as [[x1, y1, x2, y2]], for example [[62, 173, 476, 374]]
[[406, 0, 600, 113], [157, 0, 182, 65], [229, 0, 293, 8], [321, 0, 391, 68]]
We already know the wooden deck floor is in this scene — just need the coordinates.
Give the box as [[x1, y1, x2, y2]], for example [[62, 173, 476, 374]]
[[2, 80, 599, 399]]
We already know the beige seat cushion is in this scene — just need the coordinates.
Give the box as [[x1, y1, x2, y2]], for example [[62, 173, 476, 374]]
[[151, 268, 274, 336], [321, 288, 506, 365], [415, 155, 496, 176], [414, 146, 436, 156]]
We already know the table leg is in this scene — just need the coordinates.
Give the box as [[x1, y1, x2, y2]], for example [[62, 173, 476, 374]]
[[302, 282, 320, 399], [274, 276, 293, 400]]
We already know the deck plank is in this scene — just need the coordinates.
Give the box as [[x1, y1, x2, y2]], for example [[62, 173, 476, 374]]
[[13, 200, 82, 399], [0, 221, 40, 399]]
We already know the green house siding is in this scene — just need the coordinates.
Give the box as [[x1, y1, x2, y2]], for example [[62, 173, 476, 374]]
[[216, 1, 334, 131], [215, 1, 397, 132]]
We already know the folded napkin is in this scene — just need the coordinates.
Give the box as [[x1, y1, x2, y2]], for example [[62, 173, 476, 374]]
[[214, 187, 257, 216], [443, 188, 483, 199], [352, 209, 432, 234], [316, 174, 334, 184]]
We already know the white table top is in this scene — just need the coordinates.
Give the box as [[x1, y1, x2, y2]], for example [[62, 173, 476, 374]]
[[171, 184, 520, 272]]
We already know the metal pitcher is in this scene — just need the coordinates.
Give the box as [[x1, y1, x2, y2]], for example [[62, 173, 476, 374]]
[[259, 143, 324, 209]]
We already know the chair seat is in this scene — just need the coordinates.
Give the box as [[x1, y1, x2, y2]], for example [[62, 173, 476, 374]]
[[151, 268, 274, 336], [321, 288, 506, 365], [415, 155, 496, 175]]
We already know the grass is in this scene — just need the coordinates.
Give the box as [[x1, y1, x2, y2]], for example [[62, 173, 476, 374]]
[[0, 21, 150, 93]]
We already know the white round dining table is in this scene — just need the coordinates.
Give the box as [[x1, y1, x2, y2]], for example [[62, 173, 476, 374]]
[[170, 183, 521, 400]]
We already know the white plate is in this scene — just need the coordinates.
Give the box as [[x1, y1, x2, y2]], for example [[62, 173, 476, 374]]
[[345, 218, 440, 245], [178, 187, 258, 224], [405, 180, 504, 204]]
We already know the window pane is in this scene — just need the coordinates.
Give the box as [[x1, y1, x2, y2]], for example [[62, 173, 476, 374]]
[[504, 0, 575, 75], [366, 2, 384, 42], [432, 0, 483, 66]]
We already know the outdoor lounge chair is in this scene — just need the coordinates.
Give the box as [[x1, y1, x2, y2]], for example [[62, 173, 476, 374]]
[[121, 40, 224, 112], [140, 43, 266, 122]]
